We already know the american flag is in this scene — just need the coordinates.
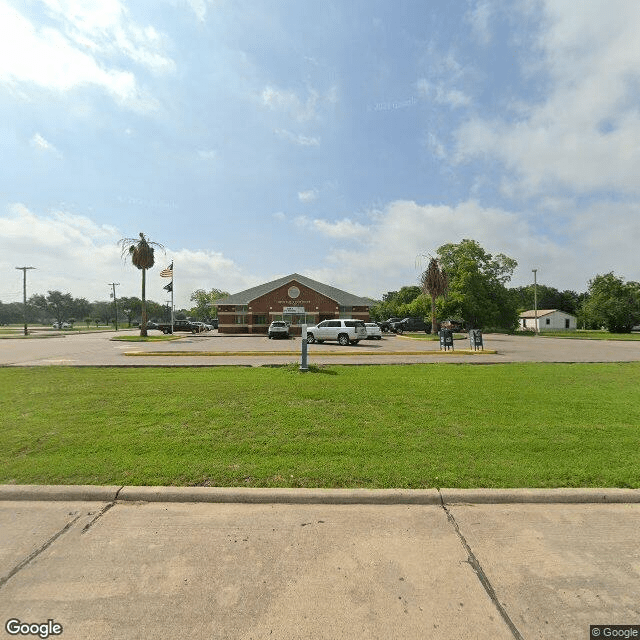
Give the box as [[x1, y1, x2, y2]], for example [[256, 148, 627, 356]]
[[160, 262, 173, 278]]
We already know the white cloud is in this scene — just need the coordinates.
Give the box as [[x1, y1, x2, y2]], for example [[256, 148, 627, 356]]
[[467, 0, 494, 45], [198, 149, 217, 160], [274, 128, 320, 146], [260, 84, 337, 122], [297, 189, 319, 203], [416, 79, 471, 109], [455, 0, 640, 196], [0, 0, 172, 111], [294, 216, 368, 239], [30, 133, 60, 156], [300, 197, 640, 298], [0, 203, 256, 307], [182, 0, 222, 23]]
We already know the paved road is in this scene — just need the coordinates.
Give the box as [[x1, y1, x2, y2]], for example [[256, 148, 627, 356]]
[[1, 493, 639, 640], [3, 330, 640, 366]]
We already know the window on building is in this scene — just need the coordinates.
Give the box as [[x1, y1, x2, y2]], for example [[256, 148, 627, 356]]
[[235, 315, 247, 324], [253, 315, 267, 325], [565, 319, 570, 328], [546, 318, 550, 325]]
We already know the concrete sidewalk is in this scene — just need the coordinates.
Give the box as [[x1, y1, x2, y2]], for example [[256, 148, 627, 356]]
[[1, 488, 639, 639]]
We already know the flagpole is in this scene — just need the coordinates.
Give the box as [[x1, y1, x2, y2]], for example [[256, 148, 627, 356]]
[[171, 261, 174, 334]]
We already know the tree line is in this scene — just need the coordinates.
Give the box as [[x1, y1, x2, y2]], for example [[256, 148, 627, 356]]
[[370, 239, 640, 333], [0, 288, 229, 328]]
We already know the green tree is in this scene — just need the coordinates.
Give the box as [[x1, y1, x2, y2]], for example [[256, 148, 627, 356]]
[[420, 257, 448, 333], [436, 239, 518, 330], [581, 273, 640, 333], [118, 296, 142, 327], [119, 233, 164, 336], [369, 286, 421, 320], [43, 291, 74, 326], [189, 288, 230, 321], [509, 285, 582, 315]]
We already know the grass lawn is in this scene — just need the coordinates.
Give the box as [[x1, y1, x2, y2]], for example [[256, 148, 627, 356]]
[[110, 335, 182, 342], [1, 363, 639, 488], [540, 330, 640, 341]]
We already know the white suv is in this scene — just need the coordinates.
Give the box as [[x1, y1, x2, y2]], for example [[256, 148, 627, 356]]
[[306, 319, 367, 345]]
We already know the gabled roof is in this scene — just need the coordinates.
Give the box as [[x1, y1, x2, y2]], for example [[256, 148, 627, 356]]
[[214, 273, 372, 307], [519, 309, 575, 318]]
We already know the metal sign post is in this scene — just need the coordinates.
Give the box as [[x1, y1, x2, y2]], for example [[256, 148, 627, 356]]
[[300, 323, 308, 372]]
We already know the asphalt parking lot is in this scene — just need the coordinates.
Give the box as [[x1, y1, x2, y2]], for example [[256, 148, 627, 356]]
[[2, 329, 640, 366]]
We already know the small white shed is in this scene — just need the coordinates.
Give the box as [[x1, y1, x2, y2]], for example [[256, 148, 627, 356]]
[[519, 309, 577, 332]]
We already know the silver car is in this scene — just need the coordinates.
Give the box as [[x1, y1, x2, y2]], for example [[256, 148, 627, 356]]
[[364, 322, 382, 339], [306, 319, 367, 345]]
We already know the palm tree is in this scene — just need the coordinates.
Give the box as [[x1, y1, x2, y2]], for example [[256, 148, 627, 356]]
[[119, 233, 164, 336], [421, 257, 448, 334]]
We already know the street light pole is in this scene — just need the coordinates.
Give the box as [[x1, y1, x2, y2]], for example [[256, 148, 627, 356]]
[[109, 282, 120, 331], [532, 268, 538, 334], [15, 266, 35, 336]]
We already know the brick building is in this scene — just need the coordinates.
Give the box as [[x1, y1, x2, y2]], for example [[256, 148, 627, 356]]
[[214, 273, 372, 335]]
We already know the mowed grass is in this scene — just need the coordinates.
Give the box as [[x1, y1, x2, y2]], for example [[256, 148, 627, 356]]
[[540, 330, 640, 341], [1, 363, 639, 488]]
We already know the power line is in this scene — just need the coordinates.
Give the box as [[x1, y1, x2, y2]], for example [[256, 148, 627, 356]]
[[108, 282, 120, 331], [15, 267, 36, 336]]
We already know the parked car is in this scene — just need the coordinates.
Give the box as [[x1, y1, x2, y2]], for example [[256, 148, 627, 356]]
[[364, 322, 382, 339], [440, 319, 464, 332], [155, 319, 203, 334], [389, 317, 429, 334], [377, 317, 402, 332], [52, 322, 72, 329], [306, 319, 367, 345], [268, 320, 290, 339]]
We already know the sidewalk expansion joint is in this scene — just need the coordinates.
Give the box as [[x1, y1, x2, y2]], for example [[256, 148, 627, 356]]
[[81, 487, 123, 534], [438, 491, 524, 640], [0, 513, 82, 590]]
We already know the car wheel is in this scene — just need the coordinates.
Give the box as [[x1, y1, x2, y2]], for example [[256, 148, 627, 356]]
[[306, 332, 315, 344], [163, 328, 170, 334], [395, 327, 404, 335], [377, 336, 382, 340], [338, 333, 349, 346], [268, 335, 272, 339]]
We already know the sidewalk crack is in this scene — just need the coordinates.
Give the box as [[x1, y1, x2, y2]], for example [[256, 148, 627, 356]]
[[439, 492, 524, 640], [0, 513, 82, 590]]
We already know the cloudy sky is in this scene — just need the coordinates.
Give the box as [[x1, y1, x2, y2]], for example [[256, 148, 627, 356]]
[[2, 0, 640, 308]]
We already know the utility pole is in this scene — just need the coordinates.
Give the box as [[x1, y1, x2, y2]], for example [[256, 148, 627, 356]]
[[15, 266, 35, 336], [532, 268, 538, 334], [109, 282, 120, 331]]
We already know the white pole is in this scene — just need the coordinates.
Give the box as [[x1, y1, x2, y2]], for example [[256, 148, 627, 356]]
[[171, 261, 174, 333]]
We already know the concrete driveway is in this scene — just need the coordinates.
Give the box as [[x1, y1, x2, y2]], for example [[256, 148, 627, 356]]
[[2, 330, 640, 366]]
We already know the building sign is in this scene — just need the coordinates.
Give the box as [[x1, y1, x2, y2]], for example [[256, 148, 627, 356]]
[[283, 307, 305, 314]]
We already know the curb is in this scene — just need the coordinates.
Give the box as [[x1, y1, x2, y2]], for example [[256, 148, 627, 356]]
[[122, 350, 497, 357], [1, 485, 639, 504]]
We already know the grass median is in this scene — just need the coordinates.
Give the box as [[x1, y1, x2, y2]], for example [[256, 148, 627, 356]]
[[2, 363, 639, 488]]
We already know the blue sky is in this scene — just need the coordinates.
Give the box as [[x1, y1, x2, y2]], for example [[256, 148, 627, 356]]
[[2, 0, 640, 308]]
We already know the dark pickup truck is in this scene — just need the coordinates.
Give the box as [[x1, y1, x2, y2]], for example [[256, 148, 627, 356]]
[[155, 320, 204, 334]]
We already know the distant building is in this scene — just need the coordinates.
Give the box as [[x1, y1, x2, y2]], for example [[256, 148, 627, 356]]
[[519, 309, 577, 331], [214, 273, 371, 335]]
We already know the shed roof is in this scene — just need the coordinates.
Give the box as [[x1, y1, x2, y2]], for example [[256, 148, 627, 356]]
[[214, 273, 372, 307], [519, 309, 575, 319]]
